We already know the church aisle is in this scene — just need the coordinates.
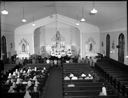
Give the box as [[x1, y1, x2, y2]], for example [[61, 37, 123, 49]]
[[43, 66, 63, 98]]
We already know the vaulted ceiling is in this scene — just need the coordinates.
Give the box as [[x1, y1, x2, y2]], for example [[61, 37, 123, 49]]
[[1, 1, 127, 32]]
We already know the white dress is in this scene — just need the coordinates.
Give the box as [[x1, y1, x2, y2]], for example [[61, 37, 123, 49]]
[[102, 86, 107, 96], [24, 91, 31, 98]]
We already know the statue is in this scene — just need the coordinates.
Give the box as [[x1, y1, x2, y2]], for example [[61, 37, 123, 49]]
[[56, 31, 61, 42]]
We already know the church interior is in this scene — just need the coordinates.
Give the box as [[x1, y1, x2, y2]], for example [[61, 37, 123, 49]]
[[0, 1, 128, 98]]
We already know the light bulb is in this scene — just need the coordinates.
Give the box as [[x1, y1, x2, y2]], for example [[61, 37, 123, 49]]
[[80, 18, 85, 22], [32, 23, 35, 26], [90, 8, 98, 14], [1, 9, 8, 15], [22, 19, 27, 22]]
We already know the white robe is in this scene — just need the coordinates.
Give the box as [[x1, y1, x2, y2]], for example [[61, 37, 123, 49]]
[[24, 91, 31, 98]]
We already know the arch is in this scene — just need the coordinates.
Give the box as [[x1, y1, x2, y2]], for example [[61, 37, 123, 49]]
[[34, 27, 42, 54], [118, 33, 125, 63], [106, 34, 110, 58], [1, 36, 7, 61]]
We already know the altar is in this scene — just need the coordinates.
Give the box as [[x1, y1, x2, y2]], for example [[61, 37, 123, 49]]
[[49, 30, 72, 58]]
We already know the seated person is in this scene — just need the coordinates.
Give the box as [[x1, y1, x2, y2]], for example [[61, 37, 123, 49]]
[[64, 76, 70, 80], [12, 72, 16, 77], [8, 82, 17, 93], [79, 73, 86, 80], [81, 73, 86, 78], [8, 73, 12, 79], [24, 89, 31, 98], [85, 74, 93, 80], [88, 74, 93, 79], [46, 59, 50, 64], [33, 80, 39, 92], [43, 67, 46, 70], [33, 75, 37, 81], [15, 69, 18, 74], [66, 60, 69, 63], [67, 84, 75, 87], [71, 76, 78, 80], [20, 68, 23, 73], [54, 60, 57, 65], [34, 67, 37, 71], [5, 79, 11, 85], [69, 73, 74, 78], [26, 80, 33, 92]]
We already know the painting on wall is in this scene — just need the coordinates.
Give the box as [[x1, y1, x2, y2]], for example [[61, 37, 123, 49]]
[[17, 38, 30, 59], [85, 37, 97, 57], [86, 37, 96, 52]]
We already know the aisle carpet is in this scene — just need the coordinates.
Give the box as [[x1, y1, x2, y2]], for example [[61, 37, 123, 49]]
[[43, 67, 63, 98]]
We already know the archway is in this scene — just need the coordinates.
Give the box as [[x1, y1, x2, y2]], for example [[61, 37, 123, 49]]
[[2, 36, 7, 61], [118, 33, 125, 63], [106, 34, 110, 58]]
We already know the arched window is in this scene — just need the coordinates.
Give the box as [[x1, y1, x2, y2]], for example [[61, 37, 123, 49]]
[[106, 34, 110, 58], [118, 33, 125, 63], [2, 36, 7, 61]]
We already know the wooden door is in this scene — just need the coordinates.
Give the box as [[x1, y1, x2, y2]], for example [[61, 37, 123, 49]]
[[2, 36, 7, 61], [106, 34, 110, 58]]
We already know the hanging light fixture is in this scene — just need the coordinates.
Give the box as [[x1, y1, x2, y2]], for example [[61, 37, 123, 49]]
[[90, 1, 98, 14], [32, 16, 35, 26], [1, 1, 8, 15], [80, 6, 85, 22], [22, 8, 27, 22]]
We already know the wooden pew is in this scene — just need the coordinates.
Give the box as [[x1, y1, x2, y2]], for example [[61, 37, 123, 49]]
[[1, 92, 39, 98], [64, 90, 115, 96], [63, 82, 104, 87], [64, 95, 119, 98]]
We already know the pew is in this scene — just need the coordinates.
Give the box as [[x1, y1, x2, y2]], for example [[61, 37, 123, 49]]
[[64, 95, 119, 98], [95, 57, 128, 96], [64, 90, 115, 96], [1, 92, 39, 98]]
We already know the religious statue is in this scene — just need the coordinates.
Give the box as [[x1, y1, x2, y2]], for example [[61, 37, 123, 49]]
[[56, 31, 61, 42]]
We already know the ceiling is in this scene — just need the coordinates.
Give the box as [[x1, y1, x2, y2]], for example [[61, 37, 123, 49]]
[[1, 1, 127, 32]]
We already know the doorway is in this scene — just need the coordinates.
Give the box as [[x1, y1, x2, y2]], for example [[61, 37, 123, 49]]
[[106, 34, 110, 58], [2, 36, 7, 61]]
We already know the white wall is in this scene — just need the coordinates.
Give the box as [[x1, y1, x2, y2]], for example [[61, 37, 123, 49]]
[[80, 23, 100, 58], [33, 21, 80, 54], [15, 14, 100, 58], [100, 17, 128, 65]]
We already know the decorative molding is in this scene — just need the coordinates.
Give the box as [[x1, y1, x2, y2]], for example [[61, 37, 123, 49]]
[[19, 38, 29, 53]]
